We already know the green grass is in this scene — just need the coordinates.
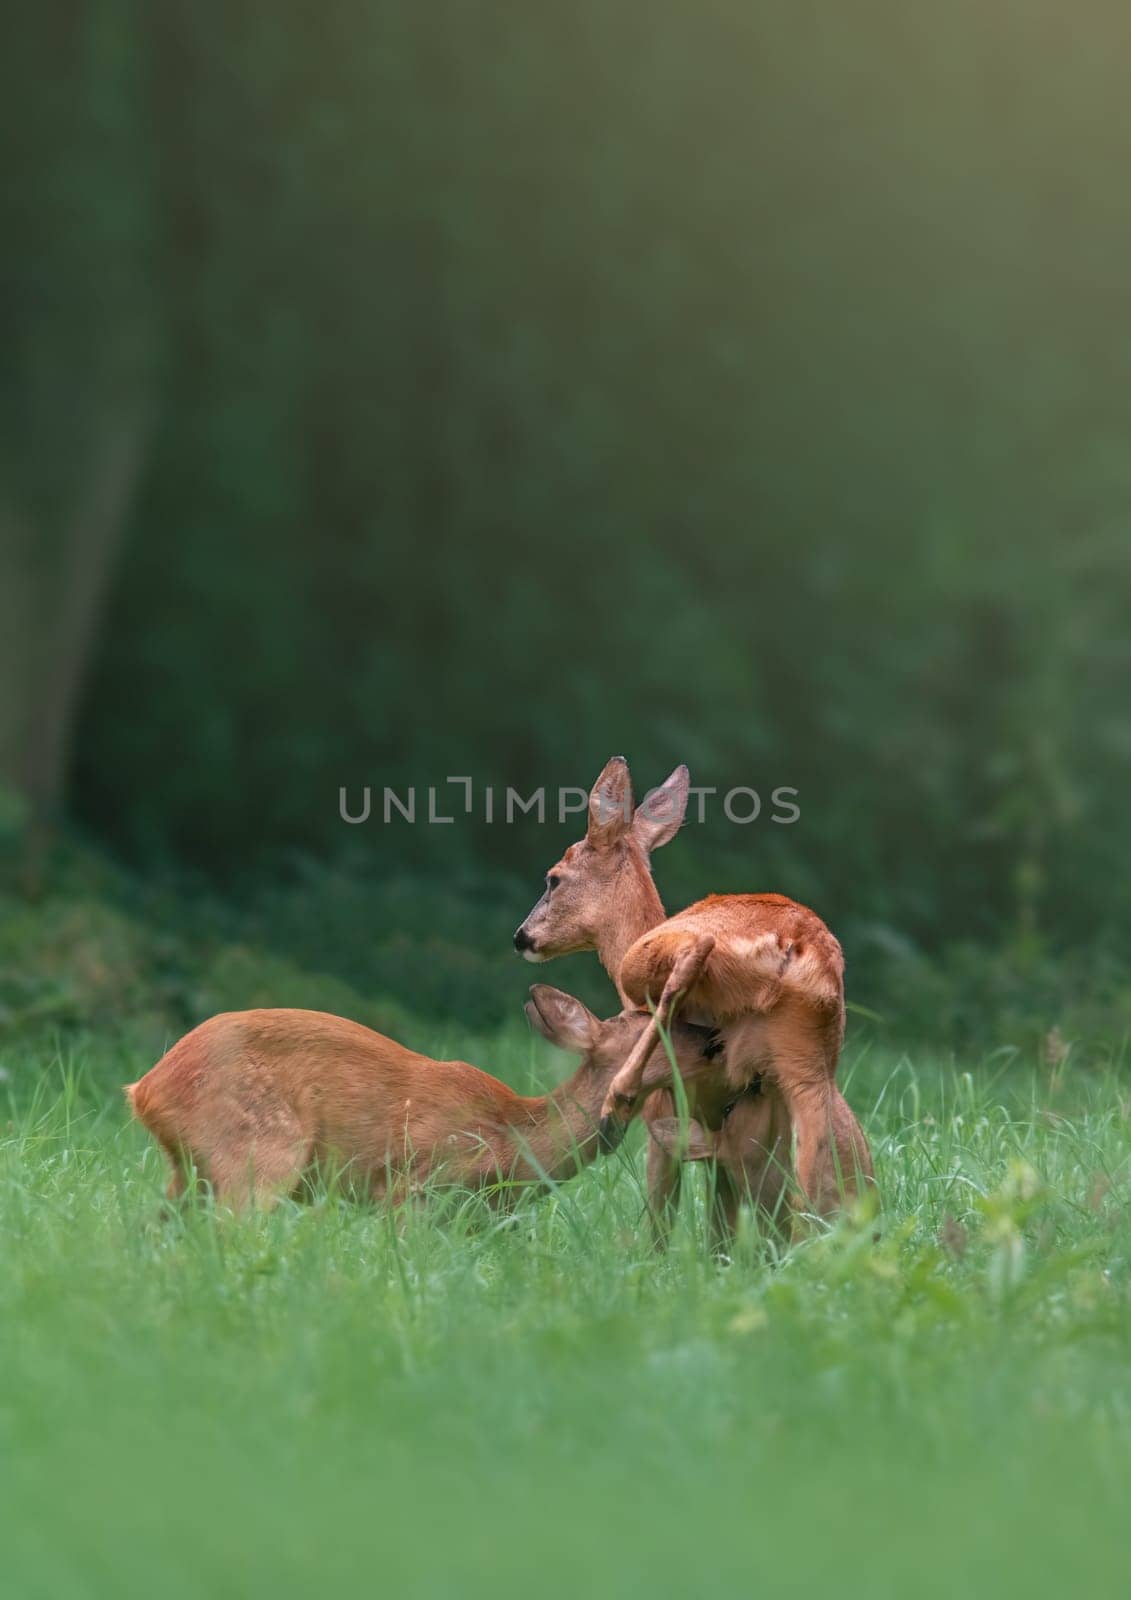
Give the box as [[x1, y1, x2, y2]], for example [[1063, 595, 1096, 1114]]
[[1, 1029, 1130, 1599]]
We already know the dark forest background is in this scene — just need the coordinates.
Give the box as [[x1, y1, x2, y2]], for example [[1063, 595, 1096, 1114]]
[[2, 2, 1130, 1056]]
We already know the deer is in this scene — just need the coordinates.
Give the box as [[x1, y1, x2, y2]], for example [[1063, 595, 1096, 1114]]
[[124, 990, 721, 1213], [513, 756, 874, 1244]]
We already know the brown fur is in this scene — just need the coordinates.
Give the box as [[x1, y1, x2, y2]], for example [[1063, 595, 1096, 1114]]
[[125, 999, 719, 1213], [619, 894, 845, 1028], [514, 757, 875, 1242]]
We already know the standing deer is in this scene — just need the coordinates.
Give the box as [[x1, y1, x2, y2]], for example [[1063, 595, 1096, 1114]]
[[513, 756, 874, 1243], [125, 991, 719, 1213]]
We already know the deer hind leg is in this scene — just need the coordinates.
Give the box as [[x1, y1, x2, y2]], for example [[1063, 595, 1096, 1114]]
[[204, 1116, 314, 1212], [599, 932, 717, 1132], [789, 1101, 874, 1225], [157, 1154, 190, 1221], [162, 1156, 199, 1207], [717, 1086, 792, 1249], [724, 1007, 866, 1227], [146, 1134, 204, 1219], [786, 1074, 874, 1221], [826, 1088, 875, 1195]]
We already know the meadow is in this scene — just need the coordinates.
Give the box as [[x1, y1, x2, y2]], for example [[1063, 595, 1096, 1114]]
[[6, 6, 1131, 1595], [2, 1022, 1129, 1599]]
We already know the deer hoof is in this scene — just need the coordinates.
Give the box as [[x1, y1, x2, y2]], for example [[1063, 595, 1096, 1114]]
[[600, 1089, 636, 1122]]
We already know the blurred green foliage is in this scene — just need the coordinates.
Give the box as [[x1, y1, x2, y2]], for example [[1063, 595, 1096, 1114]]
[[2, 3, 1130, 1029]]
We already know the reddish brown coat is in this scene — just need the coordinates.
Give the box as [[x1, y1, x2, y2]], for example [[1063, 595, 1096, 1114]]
[[514, 757, 874, 1239], [126, 995, 718, 1212]]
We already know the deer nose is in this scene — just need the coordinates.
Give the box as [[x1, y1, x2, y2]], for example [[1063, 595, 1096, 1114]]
[[514, 925, 535, 953]]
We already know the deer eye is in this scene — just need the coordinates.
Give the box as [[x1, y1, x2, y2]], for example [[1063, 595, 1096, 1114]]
[[547, 873, 562, 891]]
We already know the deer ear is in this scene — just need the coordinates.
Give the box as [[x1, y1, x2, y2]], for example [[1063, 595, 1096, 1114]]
[[587, 756, 634, 848], [633, 764, 689, 853], [647, 1116, 717, 1161], [525, 986, 600, 1053]]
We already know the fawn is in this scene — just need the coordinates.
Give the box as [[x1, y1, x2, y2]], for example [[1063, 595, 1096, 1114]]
[[514, 756, 874, 1242], [125, 991, 719, 1212]]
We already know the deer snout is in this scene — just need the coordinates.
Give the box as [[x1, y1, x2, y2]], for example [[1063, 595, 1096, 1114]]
[[513, 924, 545, 961]]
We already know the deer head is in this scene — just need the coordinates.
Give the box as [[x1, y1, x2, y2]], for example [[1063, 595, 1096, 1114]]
[[512, 756, 689, 996], [524, 982, 718, 1153]]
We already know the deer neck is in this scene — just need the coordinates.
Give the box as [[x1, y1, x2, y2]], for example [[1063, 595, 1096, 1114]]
[[593, 850, 667, 1005], [507, 1068, 610, 1184]]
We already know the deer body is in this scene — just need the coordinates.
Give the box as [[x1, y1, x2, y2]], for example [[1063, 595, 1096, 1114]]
[[514, 757, 874, 1240], [126, 997, 717, 1212], [620, 892, 844, 1031]]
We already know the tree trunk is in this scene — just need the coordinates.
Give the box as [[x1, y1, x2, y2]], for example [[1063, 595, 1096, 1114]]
[[0, 406, 148, 870], [0, 499, 36, 827]]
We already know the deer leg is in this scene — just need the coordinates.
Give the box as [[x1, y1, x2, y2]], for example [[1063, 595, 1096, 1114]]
[[722, 1007, 869, 1228], [717, 1087, 792, 1249], [753, 1013, 840, 1222], [598, 932, 716, 1137], [819, 1088, 875, 1205], [782, 1083, 836, 1220], [206, 1128, 313, 1212], [775, 1077, 873, 1227], [644, 1094, 684, 1251], [705, 1159, 741, 1257], [644, 1113, 758, 1258], [150, 1136, 205, 1219]]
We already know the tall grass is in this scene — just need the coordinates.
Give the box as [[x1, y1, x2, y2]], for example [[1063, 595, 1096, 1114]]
[[1, 1031, 1129, 1598]]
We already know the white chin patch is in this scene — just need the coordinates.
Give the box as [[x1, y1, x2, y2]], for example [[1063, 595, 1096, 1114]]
[[522, 947, 549, 964]]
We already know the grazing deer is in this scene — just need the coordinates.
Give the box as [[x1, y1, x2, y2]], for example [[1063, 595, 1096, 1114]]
[[124, 991, 719, 1213], [513, 756, 874, 1241]]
